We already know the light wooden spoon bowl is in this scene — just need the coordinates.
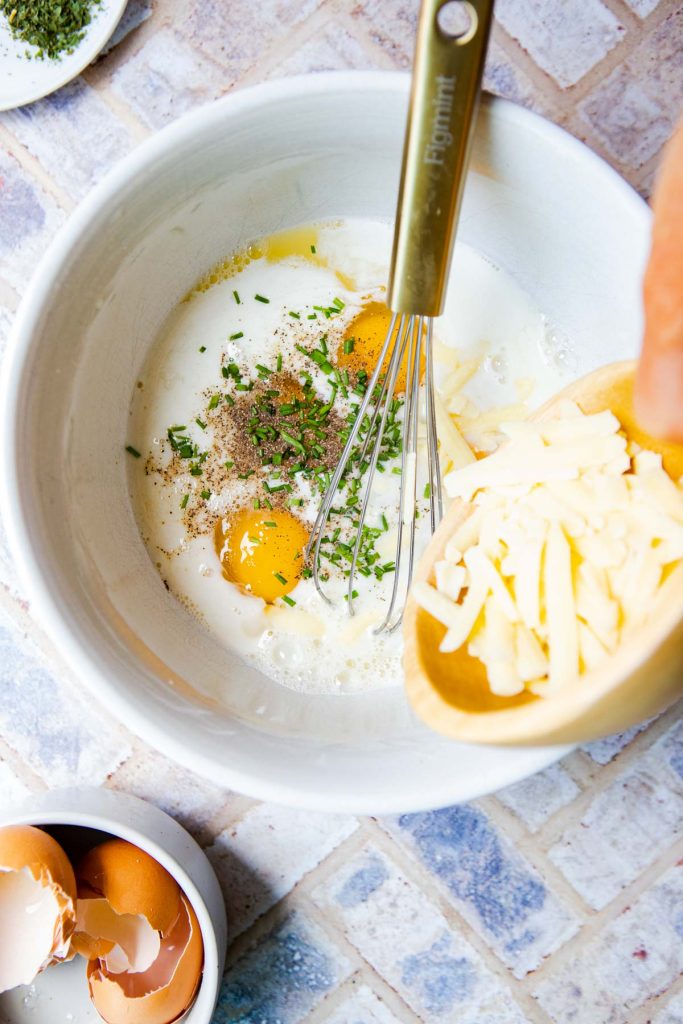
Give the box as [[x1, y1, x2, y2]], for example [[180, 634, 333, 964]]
[[403, 360, 683, 746]]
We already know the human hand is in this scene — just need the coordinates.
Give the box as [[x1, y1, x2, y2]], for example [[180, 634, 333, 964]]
[[635, 115, 683, 442]]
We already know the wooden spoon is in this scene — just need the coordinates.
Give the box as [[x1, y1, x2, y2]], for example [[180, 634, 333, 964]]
[[403, 360, 683, 746]]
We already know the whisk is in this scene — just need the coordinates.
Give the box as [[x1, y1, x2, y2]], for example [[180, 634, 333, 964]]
[[307, 0, 494, 633]]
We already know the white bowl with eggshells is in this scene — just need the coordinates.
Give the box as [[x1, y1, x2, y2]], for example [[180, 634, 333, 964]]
[[0, 788, 227, 1023], [0, 72, 651, 813]]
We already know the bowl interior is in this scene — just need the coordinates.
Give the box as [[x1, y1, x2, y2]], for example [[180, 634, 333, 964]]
[[6, 75, 650, 811]]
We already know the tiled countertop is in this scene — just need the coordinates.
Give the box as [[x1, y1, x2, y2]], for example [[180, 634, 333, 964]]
[[1, 2, 682, 1022]]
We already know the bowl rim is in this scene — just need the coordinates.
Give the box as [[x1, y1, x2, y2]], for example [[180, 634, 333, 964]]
[[0, 71, 649, 813]]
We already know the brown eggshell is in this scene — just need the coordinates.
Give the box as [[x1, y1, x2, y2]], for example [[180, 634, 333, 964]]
[[0, 825, 77, 980], [70, 931, 115, 961], [86, 895, 204, 1024], [0, 825, 77, 906], [75, 840, 182, 934]]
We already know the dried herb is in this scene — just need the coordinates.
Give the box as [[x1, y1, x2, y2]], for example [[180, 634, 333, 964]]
[[0, 0, 103, 60]]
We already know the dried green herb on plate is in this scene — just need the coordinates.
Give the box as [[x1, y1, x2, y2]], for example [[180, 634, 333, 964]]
[[0, 0, 103, 60]]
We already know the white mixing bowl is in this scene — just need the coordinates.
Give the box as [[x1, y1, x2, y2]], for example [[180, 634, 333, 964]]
[[1, 73, 650, 814]]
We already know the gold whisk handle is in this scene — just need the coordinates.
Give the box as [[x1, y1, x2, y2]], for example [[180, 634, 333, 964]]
[[388, 0, 494, 318]]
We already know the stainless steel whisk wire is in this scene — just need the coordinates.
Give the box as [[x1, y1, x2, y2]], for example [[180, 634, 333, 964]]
[[306, 0, 494, 633]]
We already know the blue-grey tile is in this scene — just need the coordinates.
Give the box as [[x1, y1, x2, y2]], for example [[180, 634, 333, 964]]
[[401, 935, 476, 1015], [215, 911, 351, 1024], [101, 0, 153, 54], [0, 609, 130, 786], [387, 805, 579, 976], [1, 79, 133, 201], [583, 719, 656, 765], [312, 844, 528, 1022], [0, 151, 66, 293], [336, 851, 389, 909]]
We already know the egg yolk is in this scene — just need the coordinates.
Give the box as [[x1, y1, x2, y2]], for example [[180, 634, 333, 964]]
[[337, 302, 426, 394], [215, 508, 309, 603]]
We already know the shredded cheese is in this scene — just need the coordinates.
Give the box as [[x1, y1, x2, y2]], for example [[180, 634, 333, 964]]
[[413, 403, 683, 698]]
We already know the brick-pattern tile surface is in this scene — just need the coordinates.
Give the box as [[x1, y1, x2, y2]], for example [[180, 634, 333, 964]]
[[578, 10, 683, 172], [0, 610, 131, 786], [496, 762, 581, 832], [495, 0, 626, 88], [216, 910, 352, 1022], [385, 806, 579, 977], [325, 984, 406, 1023], [0, 80, 133, 200], [0, 149, 66, 293], [1, 1, 682, 1021], [533, 865, 683, 1024], [550, 720, 683, 909], [654, 988, 683, 1024], [312, 843, 529, 1022], [207, 805, 358, 936]]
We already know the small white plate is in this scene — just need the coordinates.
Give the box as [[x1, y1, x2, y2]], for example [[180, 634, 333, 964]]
[[0, 0, 127, 112]]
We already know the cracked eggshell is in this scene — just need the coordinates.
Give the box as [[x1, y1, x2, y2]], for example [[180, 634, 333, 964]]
[[0, 824, 77, 993], [86, 894, 203, 1024], [75, 839, 182, 933], [73, 839, 204, 1024]]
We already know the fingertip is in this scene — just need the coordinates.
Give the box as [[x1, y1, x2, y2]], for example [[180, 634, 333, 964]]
[[635, 347, 683, 443]]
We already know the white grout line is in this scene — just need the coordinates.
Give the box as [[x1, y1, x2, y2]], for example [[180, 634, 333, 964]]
[[0, 123, 75, 213]]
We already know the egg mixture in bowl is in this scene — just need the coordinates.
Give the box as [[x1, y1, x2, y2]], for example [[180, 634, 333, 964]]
[[130, 218, 573, 698], [2, 76, 650, 811]]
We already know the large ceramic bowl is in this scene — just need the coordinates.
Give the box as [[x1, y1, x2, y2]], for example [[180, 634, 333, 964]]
[[0, 73, 650, 813]]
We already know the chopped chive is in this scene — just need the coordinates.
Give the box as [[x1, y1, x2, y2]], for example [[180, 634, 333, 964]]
[[282, 595, 296, 607], [254, 294, 270, 304], [423, 483, 431, 498], [276, 353, 283, 372], [230, 331, 244, 341], [263, 521, 277, 528], [125, 445, 141, 458], [307, 313, 317, 320], [253, 497, 260, 510], [289, 311, 300, 319], [224, 394, 235, 406], [255, 364, 272, 376], [249, 535, 260, 545], [343, 338, 355, 355], [195, 417, 207, 430], [199, 345, 207, 353], [233, 290, 241, 304], [310, 244, 316, 254], [201, 489, 211, 500], [190, 465, 203, 476], [274, 572, 288, 585], [225, 460, 234, 469], [208, 394, 221, 410], [289, 498, 303, 507], [180, 493, 189, 509]]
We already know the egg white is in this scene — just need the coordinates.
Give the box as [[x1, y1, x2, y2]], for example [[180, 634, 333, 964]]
[[129, 218, 572, 696]]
